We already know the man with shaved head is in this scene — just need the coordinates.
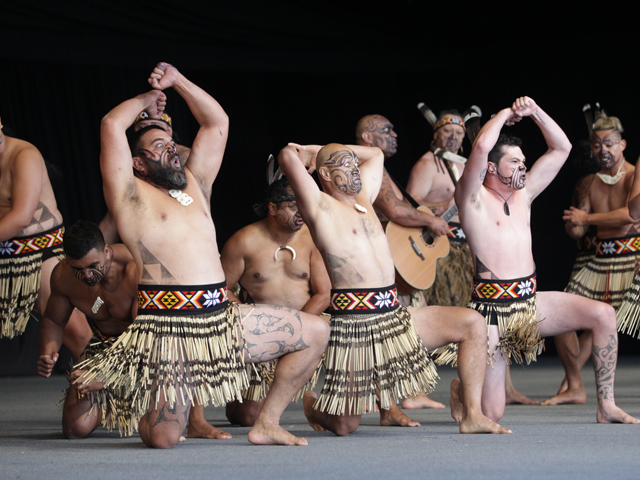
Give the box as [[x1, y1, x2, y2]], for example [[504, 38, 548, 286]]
[[279, 141, 511, 436]]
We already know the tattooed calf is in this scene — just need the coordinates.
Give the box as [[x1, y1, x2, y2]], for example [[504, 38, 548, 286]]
[[592, 334, 617, 402]]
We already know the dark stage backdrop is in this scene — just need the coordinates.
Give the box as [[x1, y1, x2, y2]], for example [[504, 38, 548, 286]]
[[2, 2, 639, 373]]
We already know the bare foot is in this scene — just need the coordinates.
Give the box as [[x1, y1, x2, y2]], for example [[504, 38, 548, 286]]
[[541, 388, 586, 406], [597, 401, 640, 424], [460, 413, 512, 434], [401, 394, 445, 410], [303, 391, 327, 432], [248, 419, 308, 446], [505, 386, 539, 405], [450, 379, 463, 423], [179, 436, 186, 442], [379, 404, 420, 427], [556, 376, 568, 395], [187, 422, 232, 439]]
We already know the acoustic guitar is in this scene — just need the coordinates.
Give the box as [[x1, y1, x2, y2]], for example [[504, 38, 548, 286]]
[[385, 204, 458, 291]]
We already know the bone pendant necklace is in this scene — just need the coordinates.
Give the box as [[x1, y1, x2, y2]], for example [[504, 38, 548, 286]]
[[485, 186, 514, 216], [91, 296, 105, 314], [354, 203, 368, 213], [169, 189, 193, 206]]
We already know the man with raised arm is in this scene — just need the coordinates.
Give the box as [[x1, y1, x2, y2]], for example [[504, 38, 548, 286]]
[[73, 63, 329, 449], [221, 175, 331, 426], [407, 110, 537, 406], [37, 220, 231, 440], [279, 142, 510, 436], [0, 117, 90, 355], [455, 96, 638, 424], [99, 110, 191, 245]]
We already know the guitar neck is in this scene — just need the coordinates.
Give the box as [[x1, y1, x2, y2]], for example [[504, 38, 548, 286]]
[[440, 204, 458, 224]]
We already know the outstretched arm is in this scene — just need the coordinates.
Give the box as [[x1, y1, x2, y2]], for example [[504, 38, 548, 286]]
[[455, 107, 517, 206], [515, 97, 572, 200], [100, 89, 166, 211], [148, 62, 229, 190]]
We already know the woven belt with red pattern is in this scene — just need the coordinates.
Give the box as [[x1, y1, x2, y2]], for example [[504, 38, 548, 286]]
[[472, 273, 537, 303], [0, 225, 64, 258], [447, 222, 467, 243], [329, 285, 399, 314], [596, 235, 640, 257], [138, 282, 228, 314]]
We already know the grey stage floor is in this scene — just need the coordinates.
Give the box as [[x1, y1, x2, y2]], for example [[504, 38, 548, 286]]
[[2, 356, 640, 480]]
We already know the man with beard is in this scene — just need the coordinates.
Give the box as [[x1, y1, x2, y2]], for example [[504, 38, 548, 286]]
[[279, 142, 511, 436], [99, 112, 192, 244], [38, 221, 232, 440], [0, 116, 90, 354], [456, 96, 638, 424], [356, 114, 447, 410], [221, 176, 331, 426], [406, 111, 537, 406], [73, 63, 329, 448]]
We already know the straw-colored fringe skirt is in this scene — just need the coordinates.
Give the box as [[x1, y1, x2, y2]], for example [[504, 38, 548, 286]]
[[616, 270, 640, 339], [313, 305, 438, 416], [74, 303, 249, 436], [570, 250, 596, 280], [59, 331, 122, 431], [0, 246, 64, 339], [425, 242, 474, 308], [426, 242, 474, 366], [565, 254, 639, 309], [243, 355, 323, 403], [467, 296, 544, 365]]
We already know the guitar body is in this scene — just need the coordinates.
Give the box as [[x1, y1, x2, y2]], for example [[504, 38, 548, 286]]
[[385, 206, 450, 291]]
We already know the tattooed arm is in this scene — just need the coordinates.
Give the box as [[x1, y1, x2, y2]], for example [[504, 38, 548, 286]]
[[0, 146, 44, 241], [564, 174, 635, 236], [148, 63, 228, 190], [373, 169, 449, 235], [516, 97, 572, 201]]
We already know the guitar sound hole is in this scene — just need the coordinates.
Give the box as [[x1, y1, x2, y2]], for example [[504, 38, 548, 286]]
[[422, 228, 434, 246]]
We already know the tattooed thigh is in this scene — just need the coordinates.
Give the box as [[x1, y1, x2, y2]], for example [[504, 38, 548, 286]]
[[238, 304, 308, 363]]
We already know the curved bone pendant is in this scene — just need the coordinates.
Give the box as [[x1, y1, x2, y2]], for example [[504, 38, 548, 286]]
[[355, 203, 368, 213], [91, 296, 104, 314], [169, 189, 194, 206], [274, 245, 297, 262]]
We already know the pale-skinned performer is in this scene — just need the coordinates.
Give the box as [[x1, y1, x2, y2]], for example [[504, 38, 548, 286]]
[[455, 96, 638, 424]]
